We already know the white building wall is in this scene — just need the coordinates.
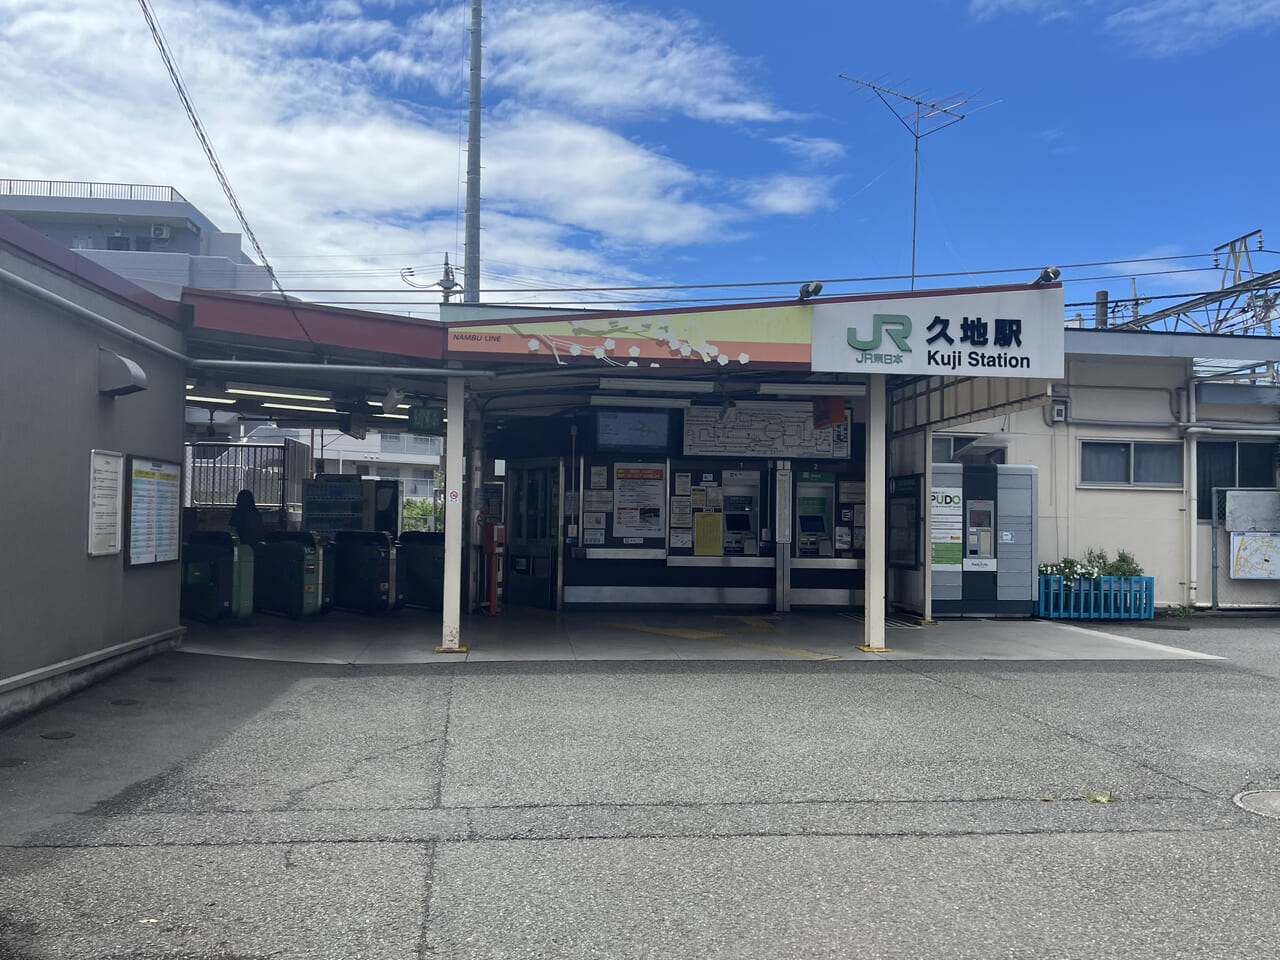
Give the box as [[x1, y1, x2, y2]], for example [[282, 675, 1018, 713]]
[[943, 356, 1194, 607]]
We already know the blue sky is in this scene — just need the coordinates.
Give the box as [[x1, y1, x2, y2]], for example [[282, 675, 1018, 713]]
[[2, 0, 1277, 319]]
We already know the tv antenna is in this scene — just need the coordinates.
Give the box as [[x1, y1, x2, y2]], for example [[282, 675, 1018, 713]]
[[840, 76, 996, 289]]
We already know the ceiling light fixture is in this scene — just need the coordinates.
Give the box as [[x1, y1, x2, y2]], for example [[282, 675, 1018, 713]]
[[226, 382, 331, 402], [756, 383, 867, 397], [185, 394, 237, 405], [260, 402, 340, 413], [597, 377, 715, 394], [589, 395, 691, 409]]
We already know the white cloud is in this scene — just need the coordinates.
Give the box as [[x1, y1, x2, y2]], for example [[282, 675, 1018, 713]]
[[739, 175, 838, 217], [488, 2, 790, 122], [768, 135, 847, 165], [969, 0, 1080, 19], [972, 0, 1280, 52], [0, 0, 824, 315], [1105, 0, 1280, 55]]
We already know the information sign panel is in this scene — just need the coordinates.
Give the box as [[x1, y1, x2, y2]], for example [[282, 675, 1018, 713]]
[[88, 449, 124, 557], [125, 455, 182, 567]]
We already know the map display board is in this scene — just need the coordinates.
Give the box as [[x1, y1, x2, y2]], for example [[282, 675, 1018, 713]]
[[88, 449, 124, 557], [684, 403, 850, 459], [1230, 532, 1280, 580], [126, 456, 182, 567]]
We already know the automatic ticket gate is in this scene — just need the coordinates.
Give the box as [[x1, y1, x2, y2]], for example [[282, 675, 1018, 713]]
[[398, 531, 445, 610], [254, 533, 326, 618], [333, 531, 401, 614], [258, 531, 334, 616], [181, 531, 254, 622]]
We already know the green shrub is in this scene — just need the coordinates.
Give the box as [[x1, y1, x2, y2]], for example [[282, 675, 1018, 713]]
[[1039, 548, 1144, 579]]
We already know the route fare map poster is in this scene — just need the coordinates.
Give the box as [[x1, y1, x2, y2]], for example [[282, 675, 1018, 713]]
[[126, 456, 181, 566]]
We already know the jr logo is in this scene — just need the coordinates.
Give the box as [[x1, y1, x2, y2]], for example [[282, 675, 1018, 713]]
[[847, 314, 912, 353]]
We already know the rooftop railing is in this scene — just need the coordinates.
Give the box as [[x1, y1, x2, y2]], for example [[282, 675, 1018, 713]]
[[0, 179, 187, 202]]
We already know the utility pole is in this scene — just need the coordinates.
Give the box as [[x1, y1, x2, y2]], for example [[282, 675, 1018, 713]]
[[463, 0, 482, 303], [840, 76, 993, 290]]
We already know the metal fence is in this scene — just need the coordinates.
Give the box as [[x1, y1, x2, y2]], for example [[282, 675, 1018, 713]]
[[0, 179, 186, 202], [1211, 487, 1280, 608], [185, 439, 309, 514]]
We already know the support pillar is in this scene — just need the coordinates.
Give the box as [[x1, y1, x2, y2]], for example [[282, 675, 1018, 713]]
[[439, 377, 467, 652], [861, 375, 888, 651]]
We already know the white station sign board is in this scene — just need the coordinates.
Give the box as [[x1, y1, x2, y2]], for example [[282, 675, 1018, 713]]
[[810, 287, 1065, 379]]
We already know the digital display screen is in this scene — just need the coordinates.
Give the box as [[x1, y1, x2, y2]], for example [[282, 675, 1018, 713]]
[[799, 515, 825, 534], [724, 513, 752, 532], [596, 410, 670, 451]]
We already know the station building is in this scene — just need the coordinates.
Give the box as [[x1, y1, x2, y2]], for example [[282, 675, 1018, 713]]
[[3, 209, 1278, 725]]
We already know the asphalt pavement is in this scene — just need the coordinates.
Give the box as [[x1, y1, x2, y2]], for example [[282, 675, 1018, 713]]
[[1, 615, 1279, 959]]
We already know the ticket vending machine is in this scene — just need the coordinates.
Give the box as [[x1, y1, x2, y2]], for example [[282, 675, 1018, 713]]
[[795, 473, 836, 558], [931, 463, 1037, 616]]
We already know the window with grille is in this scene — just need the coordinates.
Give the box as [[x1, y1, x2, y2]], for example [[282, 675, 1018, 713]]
[[1196, 441, 1277, 519]]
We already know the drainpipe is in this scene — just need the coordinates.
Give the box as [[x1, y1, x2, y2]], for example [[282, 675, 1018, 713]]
[[1185, 378, 1197, 607]]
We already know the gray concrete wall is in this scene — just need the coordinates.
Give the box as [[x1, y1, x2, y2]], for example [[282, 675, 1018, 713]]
[[0, 228, 186, 696]]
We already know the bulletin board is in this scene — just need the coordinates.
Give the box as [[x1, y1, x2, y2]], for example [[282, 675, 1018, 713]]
[[88, 449, 124, 557], [579, 457, 667, 550], [125, 455, 182, 567]]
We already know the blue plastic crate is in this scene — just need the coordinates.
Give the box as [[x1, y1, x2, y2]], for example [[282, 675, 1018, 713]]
[[1038, 575, 1154, 620]]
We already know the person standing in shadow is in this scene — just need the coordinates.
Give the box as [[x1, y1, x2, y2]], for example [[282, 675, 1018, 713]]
[[229, 488, 267, 545]]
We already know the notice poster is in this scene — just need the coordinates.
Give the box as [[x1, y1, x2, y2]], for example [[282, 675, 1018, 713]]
[[126, 456, 181, 566], [583, 528, 605, 545], [674, 473, 692, 496], [590, 465, 608, 489], [613, 463, 666, 538], [931, 486, 964, 569], [583, 489, 614, 513], [670, 496, 693, 528], [670, 529, 693, 549], [694, 512, 723, 556], [583, 512, 607, 529], [88, 449, 124, 557]]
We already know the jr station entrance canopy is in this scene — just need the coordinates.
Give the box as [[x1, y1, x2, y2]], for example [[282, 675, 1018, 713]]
[[180, 281, 1066, 650]]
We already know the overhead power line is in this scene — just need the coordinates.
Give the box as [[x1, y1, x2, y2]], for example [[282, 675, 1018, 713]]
[[263, 252, 1230, 295], [135, 0, 312, 343]]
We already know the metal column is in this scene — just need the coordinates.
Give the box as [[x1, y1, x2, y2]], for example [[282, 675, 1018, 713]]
[[440, 377, 467, 651], [862, 376, 888, 650]]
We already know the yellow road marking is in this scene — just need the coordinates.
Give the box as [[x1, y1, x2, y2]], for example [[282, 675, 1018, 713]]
[[596, 621, 727, 641], [712, 615, 781, 632], [708, 638, 840, 660]]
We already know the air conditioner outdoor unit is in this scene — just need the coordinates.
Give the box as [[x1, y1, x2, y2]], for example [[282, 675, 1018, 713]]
[[151, 223, 171, 240]]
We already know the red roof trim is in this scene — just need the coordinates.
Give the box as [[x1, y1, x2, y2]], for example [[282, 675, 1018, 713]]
[[182, 289, 445, 361]]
